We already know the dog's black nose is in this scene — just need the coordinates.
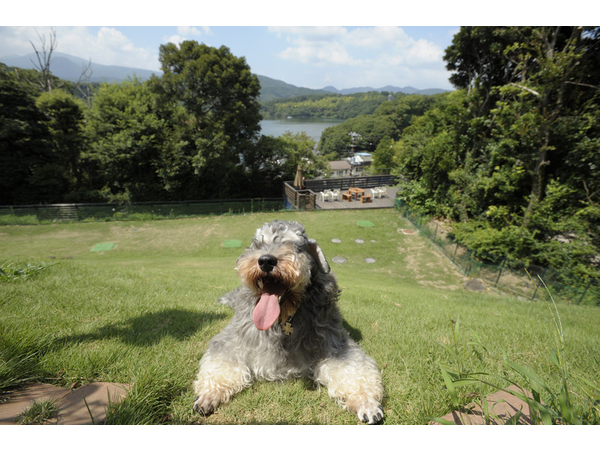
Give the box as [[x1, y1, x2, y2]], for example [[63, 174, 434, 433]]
[[258, 254, 278, 273]]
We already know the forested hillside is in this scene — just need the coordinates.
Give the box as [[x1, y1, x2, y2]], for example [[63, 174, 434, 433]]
[[316, 93, 443, 160], [256, 75, 330, 101], [390, 27, 600, 282], [0, 41, 329, 205], [260, 91, 392, 119]]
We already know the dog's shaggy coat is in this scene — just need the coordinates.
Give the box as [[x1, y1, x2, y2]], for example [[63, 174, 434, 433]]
[[193, 220, 384, 423]]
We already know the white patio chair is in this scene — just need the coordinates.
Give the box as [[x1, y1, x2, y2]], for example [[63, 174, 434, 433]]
[[370, 188, 379, 199], [331, 189, 341, 201], [379, 187, 387, 197], [319, 191, 333, 202]]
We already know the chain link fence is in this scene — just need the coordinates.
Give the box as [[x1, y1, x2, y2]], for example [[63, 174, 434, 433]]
[[0, 198, 286, 225], [395, 199, 600, 306]]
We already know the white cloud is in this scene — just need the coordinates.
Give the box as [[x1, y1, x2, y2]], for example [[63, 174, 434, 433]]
[[177, 26, 213, 37], [279, 39, 358, 66], [269, 26, 348, 42], [345, 26, 410, 48], [163, 27, 213, 48], [165, 35, 184, 45], [273, 26, 443, 66], [268, 26, 447, 88], [0, 26, 158, 70]]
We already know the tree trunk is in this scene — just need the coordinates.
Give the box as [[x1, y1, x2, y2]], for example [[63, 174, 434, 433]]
[[522, 136, 549, 228]]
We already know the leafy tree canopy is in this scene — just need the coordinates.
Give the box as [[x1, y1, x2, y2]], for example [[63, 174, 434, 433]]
[[396, 26, 600, 282], [151, 41, 263, 198]]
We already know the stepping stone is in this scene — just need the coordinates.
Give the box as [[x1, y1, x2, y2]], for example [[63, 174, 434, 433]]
[[91, 242, 116, 252], [355, 239, 364, 244], [223, 240, 242, 248], [0, 384, 71, 425], [400, 229, 418, 235], [56, 382, 128, 424], [0, 382, 129, 425], [332, 257, 347, 264], [331, 239, 342, 244], [365, 258, 376, 264], [358, 221, 375, 228], [465, 278, 486, 292], [430, 385, 533, 425]]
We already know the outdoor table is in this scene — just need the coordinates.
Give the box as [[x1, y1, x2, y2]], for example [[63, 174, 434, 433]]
[[348, 188, 365, 200]]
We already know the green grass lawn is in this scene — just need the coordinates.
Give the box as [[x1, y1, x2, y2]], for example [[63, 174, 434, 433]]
[[1, 209, 599, 424]]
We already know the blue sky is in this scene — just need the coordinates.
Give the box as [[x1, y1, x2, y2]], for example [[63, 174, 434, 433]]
[[0, 25, 458, 90], [1, 2, 565, 91]]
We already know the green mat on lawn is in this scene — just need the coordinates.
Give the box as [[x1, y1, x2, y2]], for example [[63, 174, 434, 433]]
[[91, 242, 116, 252], [357, 220, 375, 228], [223, 240, 242, 248]]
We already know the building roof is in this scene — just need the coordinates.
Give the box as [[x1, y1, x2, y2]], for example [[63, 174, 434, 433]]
[[329, 160, 352, 170]]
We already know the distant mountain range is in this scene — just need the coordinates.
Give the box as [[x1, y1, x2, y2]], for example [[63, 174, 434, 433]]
[[0, 52, 161, 83], [258, 77, 449, 100], [322, 85, 448, 96], [0, 51, 450, 98], [256, 75, 332, 101]]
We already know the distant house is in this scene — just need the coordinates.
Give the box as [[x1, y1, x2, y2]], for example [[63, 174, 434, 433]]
[[349, 153, 372, 176], [328, 160, 352, 178], [328, 153, 372, 178]]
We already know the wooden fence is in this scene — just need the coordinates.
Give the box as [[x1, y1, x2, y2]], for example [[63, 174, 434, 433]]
[[283, 183, 316, 211]]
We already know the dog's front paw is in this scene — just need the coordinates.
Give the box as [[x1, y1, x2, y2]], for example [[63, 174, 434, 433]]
[[357, 403, 384, 424], [193, 394, 219, 416]]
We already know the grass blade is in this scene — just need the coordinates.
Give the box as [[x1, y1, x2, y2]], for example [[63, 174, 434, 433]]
[[440, 366, 459, 407]]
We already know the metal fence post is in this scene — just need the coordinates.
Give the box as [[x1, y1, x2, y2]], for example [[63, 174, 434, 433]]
[[466, 251, 473, 275], [577, 279, 592, 305], [495, 258, 506, 286]]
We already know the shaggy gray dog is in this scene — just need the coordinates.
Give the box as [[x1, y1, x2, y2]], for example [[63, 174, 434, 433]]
[[193, 220, 384, 424]]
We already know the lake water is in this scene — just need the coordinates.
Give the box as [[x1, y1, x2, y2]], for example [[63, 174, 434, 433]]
[[260, 118, 344, 143]]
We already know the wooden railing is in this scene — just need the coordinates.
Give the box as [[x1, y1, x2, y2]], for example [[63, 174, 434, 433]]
[[303, 174, 398, 192], [283, 182, 316, 211], [283, 174, 399, 210]]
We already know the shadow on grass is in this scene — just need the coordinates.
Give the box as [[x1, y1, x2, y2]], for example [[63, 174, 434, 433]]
[[56, 308, 228, 347], [343, 319, 363, 342]]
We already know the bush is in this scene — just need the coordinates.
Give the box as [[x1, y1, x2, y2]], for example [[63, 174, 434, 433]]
[[0, 214, 39, 225]]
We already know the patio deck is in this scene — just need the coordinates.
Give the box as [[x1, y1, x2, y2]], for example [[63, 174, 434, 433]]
[[315, 187, 398, 210]]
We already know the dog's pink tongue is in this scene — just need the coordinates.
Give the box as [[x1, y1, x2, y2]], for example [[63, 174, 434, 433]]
[[253, 282, 285, 331]]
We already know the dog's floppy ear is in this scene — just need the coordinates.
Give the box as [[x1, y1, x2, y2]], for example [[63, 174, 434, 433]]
[[307, 239, 330, 274]]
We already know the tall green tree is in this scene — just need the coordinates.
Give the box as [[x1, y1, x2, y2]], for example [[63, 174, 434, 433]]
[[277, 131, 329, 180], [85, 78, 186, 202], [443, 26, 514, 117], [0, 76, 58, 205], [36, 90, 87, 196], [371, 136, 395, 173], [494, 27, 600, 226], [152, 41, 262, 198], [397, 26, 600, 280]]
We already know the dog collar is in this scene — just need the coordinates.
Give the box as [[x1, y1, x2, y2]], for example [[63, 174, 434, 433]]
[[282, 315, 294, 336], [278, 292, 299, 336]]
